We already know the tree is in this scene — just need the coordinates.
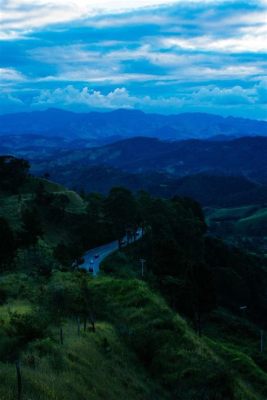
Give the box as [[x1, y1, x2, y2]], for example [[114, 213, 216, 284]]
[[105, 187, 137, 244], [0, 217, 17, 270], [43, 172, 50, 180], [34, 182, 53, 206], [54, 241, 84, 268], [20, 207, 43, 247], [0, 156, 29, 193], [46, 194, 70, 222]]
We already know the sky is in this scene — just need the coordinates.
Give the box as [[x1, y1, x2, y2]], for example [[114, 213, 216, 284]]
[[0, 0, 267, 119]]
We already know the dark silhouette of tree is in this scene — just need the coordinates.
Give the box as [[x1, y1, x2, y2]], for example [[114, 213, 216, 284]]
[[105, 187, 137, 245], [54, 242, 84, 268], [20, 207, 43, 247], [0, 217, 17, 270], [43, 172, 50, 180], [0, 156, 29, 193]]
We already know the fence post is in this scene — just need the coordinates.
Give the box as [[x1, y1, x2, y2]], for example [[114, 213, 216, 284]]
[[260, 330, 264, 353], [60, 327, 63, 345], [15, 360, 22, 400]]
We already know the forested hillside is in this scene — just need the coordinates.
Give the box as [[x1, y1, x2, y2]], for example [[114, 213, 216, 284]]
[[30, 136, 267, 184], [1, 156, 267, 399]]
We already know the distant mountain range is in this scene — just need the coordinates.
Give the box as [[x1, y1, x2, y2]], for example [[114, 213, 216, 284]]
[[1, 108, 267, 141], [30, 136, 267, 184]]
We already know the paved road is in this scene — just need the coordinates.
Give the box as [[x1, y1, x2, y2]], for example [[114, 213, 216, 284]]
[[81, 229, 142, 276]]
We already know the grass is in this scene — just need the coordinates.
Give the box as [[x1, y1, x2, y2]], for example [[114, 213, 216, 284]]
[[0, 320, 164, 400], [204, 308, 267, 394], [206, 205, 261, 223], [235, 208, 267, 236], [90, 277, 266, 400], [206, 204, 267, 236], [0, 300, 32, 323], [206, 204, 267, 256], [1, 271, 267, 400]]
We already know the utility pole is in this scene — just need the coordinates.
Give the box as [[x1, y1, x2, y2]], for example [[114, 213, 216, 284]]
[[139, 259, 146, 277]]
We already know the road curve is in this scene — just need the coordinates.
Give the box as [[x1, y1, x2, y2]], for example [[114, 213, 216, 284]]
[[81, 229, 142, 276]]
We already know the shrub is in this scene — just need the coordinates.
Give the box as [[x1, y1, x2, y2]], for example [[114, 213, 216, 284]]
[[8, 310, 49, 346]]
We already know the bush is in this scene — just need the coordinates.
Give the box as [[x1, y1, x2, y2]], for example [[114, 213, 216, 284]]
[[8, 310, 49, 345]]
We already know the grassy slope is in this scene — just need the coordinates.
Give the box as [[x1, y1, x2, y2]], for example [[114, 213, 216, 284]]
[[206, 205, 267, 237], [1, 271, 267, 399], [0, 321, 162, 400], [206, 205, 260, 222], [235, 209, 267, 236], [90, 277, 267, 400], [0, 272, 166, 400], [0, 176, 86, 246]]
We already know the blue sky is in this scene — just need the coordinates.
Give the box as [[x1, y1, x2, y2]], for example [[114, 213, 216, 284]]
[[0, 0, 267, 119]]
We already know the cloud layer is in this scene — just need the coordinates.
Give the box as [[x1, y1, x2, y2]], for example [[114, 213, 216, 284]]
[[0, 0, 267, 119]]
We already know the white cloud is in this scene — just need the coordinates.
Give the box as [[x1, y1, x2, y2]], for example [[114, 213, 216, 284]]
[[0, 0, 185, 35], [87, 14, 171, 28], [31, 79, 267, 112], [33, 64, 263, 86], [0, 89, 25, 114], [37, 70, 163, 84], [29, 45, 101, 64], [192, 85, 256, 105], [32, 85, 184, 110], [0, 68, 25, 83], [32, 86, 139, 109], [1, 0, 249, 37], [28, 41, 264, 86], [255, 77, 267, 104], [162, 28, 267, 53]]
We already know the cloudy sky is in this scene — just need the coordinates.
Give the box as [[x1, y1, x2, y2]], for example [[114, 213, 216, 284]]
[[0, 0, 267, 118]]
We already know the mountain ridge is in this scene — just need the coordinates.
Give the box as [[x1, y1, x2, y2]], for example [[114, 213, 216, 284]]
[[1, 108, 266, 140]]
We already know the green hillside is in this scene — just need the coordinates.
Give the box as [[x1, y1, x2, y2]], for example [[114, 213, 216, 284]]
[[1, 272, 267, 400], [1, 156, 267, 399], [207, 205, 267, 254], [235, 208, 267, 236]]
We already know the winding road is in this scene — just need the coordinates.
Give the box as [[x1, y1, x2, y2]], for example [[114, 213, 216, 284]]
[[81, 229, 142, 275]]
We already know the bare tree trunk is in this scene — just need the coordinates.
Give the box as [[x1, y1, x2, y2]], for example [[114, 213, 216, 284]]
[[89, 311, 96, 332]]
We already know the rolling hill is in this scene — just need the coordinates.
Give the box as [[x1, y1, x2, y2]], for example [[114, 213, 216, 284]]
[[28, 136, 267, 183], [22, 136, 267, 208]]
